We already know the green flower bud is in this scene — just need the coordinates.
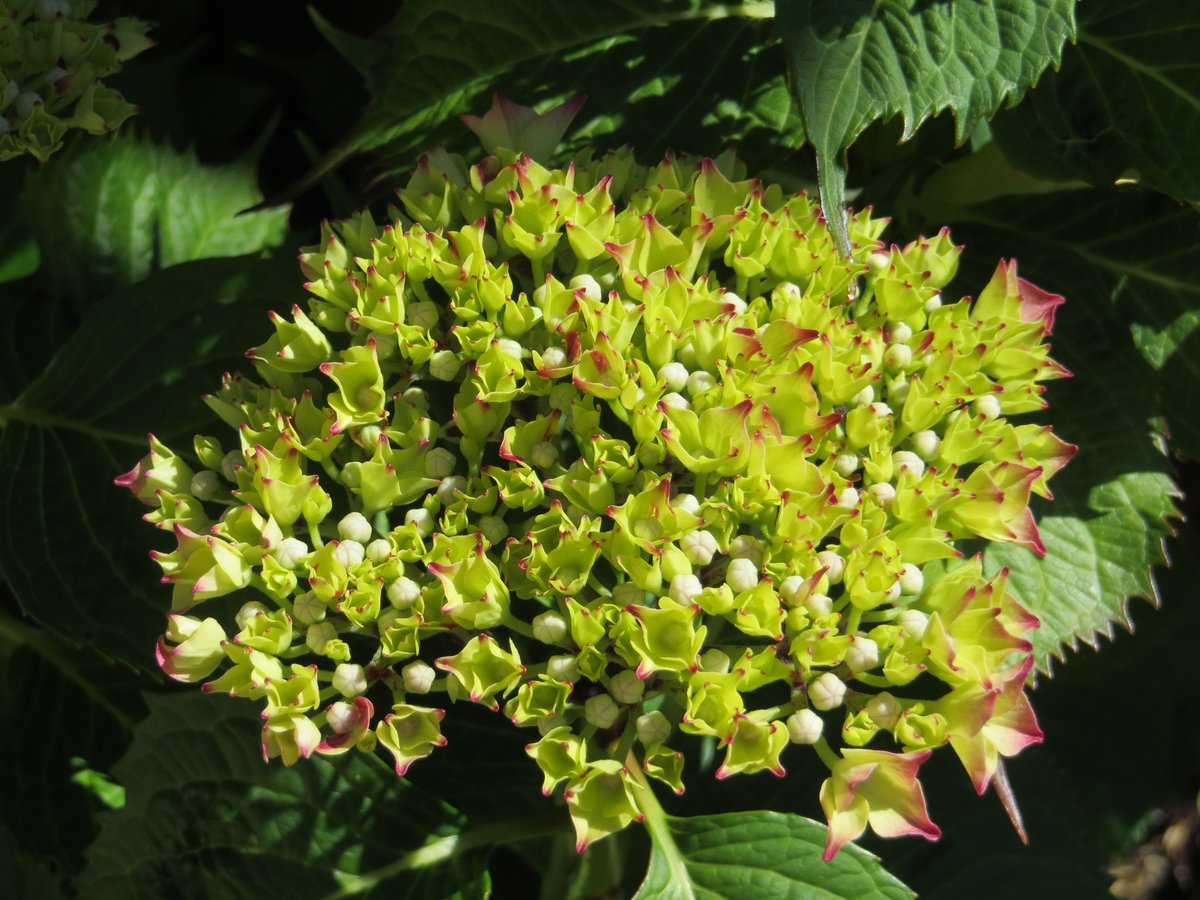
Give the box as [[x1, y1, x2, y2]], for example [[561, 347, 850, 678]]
[[532, 610, 569, 644], [585, 694, 621, 728], [866, 692, 902, 730], [610, 670, 645, 704]]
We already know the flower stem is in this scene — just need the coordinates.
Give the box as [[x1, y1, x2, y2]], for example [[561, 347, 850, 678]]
[[625, 750, 696, 899]]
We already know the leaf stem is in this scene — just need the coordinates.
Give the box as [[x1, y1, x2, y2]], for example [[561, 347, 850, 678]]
[[625, 750, 696, 900], [0, 402, 147, 447], [320, 810, 567, 899]]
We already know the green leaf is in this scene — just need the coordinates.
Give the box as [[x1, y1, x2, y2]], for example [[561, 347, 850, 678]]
[[23, 135, 290, 306], [777, 0, 1077, 253], [0, 255, 299, 667], [633, 811, 913, 899], [991, 0, 1200, 202], [906, 182, 1182, 671], [77, 692, 488, 900], [298, 1, 792, 193]]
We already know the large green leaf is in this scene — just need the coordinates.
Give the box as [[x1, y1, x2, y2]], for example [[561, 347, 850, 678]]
[[297, 0, 795, 195], [777, 0, 1077, 253], [77, 692, 487, 899], [633, 811, 913, 899], [991, 0, 1200, 203], [23, 135, 290, 306], [907, 182, 1181, 671], [0, 255, 300, 667]]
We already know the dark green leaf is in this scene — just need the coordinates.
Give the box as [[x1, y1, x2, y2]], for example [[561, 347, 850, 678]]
[[77, 692, 487, 900], [299, 0, 793, 194], [777, 0, 1077, 252], [23, 135, 290, 306], [0, 255, 299, 667], [634, 811, 913, 899], [992, 0, 1200, 202]]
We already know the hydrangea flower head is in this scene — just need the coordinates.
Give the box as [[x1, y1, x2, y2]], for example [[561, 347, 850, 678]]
[[122, 97, 1074, 858]]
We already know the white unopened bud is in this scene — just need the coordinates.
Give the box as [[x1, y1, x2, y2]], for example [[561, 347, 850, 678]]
[[334, 540, 364, 568], [867, 251, 892, 273], [405, 508, 435, 536], [0, 116, 9, 136], [479, 515, 508, 545], [660, 391, 690, 410], [637, 710, 672, 746], [888, 377, 910, 407], [673, 493, 701, 516], [429, 350, 460, 381], [778, 575, 805, 606], [897, 608, 929, 639], [333, 663, 368, 698], [359, 424, 382, 447], [221, 450, 243, 482], [669, 573, 703, 604], [884, 580, 903, 603], [808, 672, 846, 711], [726, 557, 759, 593], [547, 654, 580, 683], [884, 343, 912, 370], [910, 430, 941, 462], [888, 322, 913, 344], [610, 670, 645, 704], [532, 611, 569, 645], [837, 486, 860, 509], [657, 362, 689, 392], [845, 637, 880, 673], [924, 292, 943, 313], [437, 476, 467, 505], [833, 453, 859, 477], [190, 470, 221, 500], [805, 593, 833, 616], [338, 512, 373, 543], [365, 538, 392, 564], [585, 694, 621, 729], [787, 708, 824, 744], [36, 0, 70, 18], [407, 301, 438, 330], [851, 385, 875, 406], [530, 441, 558, 468], [816, 550, 845, 584], [387, 576, 421, 609], [868, 401, 893, 419], [721, 291, 747, 315], [14, 92, 42, 119], [728, 534, 763, 565], [274, 537, 309, 569], [892, 450, 925, 479], [972, 393, 1002, 420], [866, 692, 901, 730], [867, 482, 896, 510], [898, 563, 924, 596], [293, 591, 325, 624], [540, 346, 568, 369], [306, 621, 337, 653], [496, 338, 523, 360], [681, 530, 718, 565], [569, 273, 602, 303], [402, 661, 436, 694], [686, 370, 716, 396], [700, 648, 731, 673], [424, 447, 456, 479], [44, 66, 67, 89], [327, 701, 358, 734], [235, 601, 269, 630]]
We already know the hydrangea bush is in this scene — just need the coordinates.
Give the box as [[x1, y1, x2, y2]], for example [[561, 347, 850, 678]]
[[0, 0, 150, 161], [120, 99, 1075, 860]]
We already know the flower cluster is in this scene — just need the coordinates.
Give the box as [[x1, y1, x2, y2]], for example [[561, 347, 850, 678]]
[[121, 101, 1074, 858], [0, 0, 150, 162]]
